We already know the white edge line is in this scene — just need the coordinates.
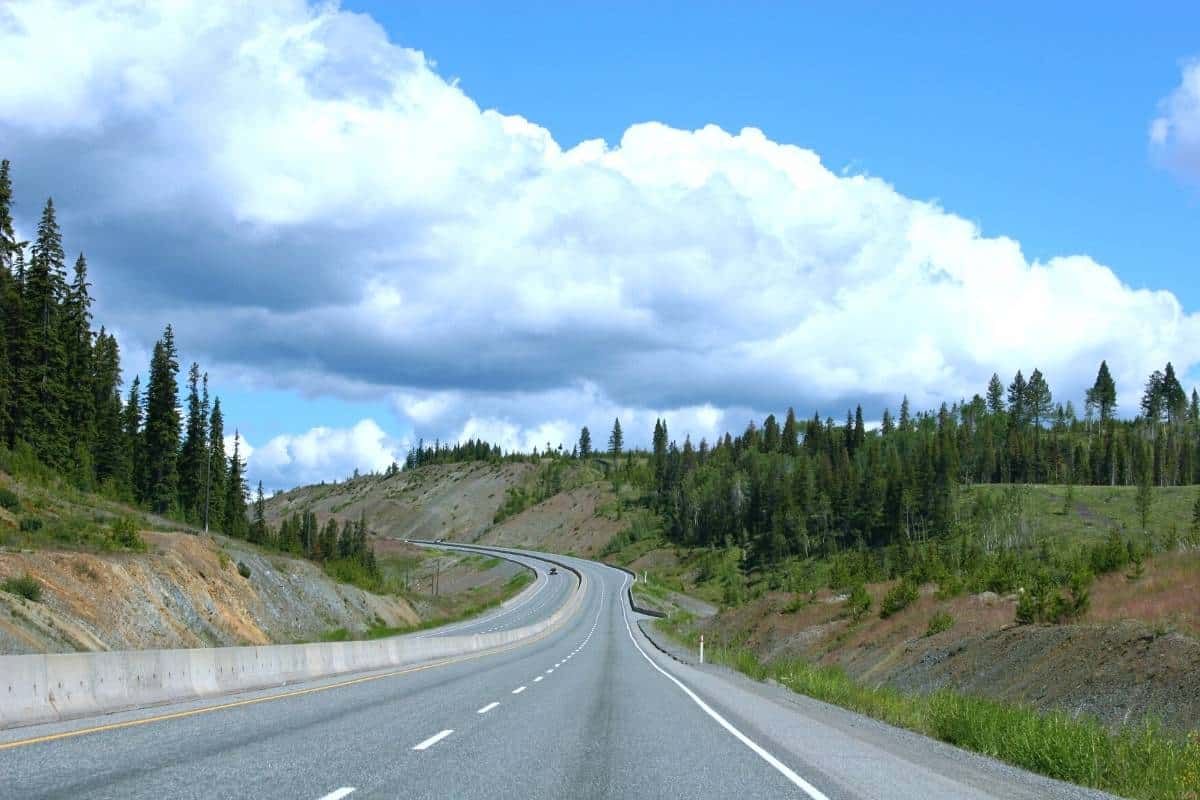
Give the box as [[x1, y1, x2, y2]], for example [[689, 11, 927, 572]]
[[477, 702, 500, 714], [533, 676, 543, 682], [412, 729, 454, 751], [619, 576, 831, 800], [512, 686, 526, 694], [317, 789, 355, 800]]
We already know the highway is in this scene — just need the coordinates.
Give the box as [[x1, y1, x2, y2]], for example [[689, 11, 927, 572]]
[[415, 544, 574, 639], [0, 547, 1116, 800]]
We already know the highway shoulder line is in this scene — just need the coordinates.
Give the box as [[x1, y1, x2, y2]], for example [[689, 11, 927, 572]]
[[619, 575, 831, 800], [0, 566, 589, 752]]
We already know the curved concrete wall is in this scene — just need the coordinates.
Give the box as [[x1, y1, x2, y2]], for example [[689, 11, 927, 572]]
[[0, 558, 585, 730]]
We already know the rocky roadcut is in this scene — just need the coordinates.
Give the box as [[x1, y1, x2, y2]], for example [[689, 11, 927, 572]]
[[0, 531, 416, 654]]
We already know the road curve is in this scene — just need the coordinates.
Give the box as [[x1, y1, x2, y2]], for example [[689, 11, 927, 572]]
[[0, 546, 1117, 800]]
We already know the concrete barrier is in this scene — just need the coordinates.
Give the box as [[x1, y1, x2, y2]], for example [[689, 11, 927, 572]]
[[0, 551, 585, 730]]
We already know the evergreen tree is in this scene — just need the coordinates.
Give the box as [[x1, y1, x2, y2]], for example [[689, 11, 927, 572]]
[[781, 408, 799, 455], [1007, 370, 1028, 428], [1085, 361, 1117, 423], [122, 375, 143, 497], [142, 326, 180, 512], [91, 330, 126, 492], [224, 431, 248, 538], [608, 418, 623, 466], [986, 374, 1005, 416], [898, 396, 912, 432], [23, 198, 69, 468], [1141, 369, 1165, 423], [63, 252, 95, 473], [1160, 362, 1187, 424], [177, 363, 208, 520], [578, 426, 592, 458], [251, 481, 268, 544], [0, 161, 17, 444], [1025, 369, 1052, 428], [205, 398, 227, 532]]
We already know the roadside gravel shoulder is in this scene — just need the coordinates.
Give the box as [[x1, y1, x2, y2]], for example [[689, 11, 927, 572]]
[[636, 618, 1122, 800]]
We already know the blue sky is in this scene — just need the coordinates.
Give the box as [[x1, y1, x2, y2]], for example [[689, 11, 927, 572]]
[[360, 1, 1200, 303], [2, 2, 1199, 490]]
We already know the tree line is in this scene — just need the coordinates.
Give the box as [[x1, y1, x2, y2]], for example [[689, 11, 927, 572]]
[[586, 361, 1200, 570], [0, 159, 249, 531]]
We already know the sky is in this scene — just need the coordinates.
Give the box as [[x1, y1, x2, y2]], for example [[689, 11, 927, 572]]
[[2, 1, 1200, 490]]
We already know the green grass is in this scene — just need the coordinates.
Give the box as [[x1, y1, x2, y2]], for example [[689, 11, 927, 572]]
[[656, 613, 1200, 800], [0, 573, 43, 601], [967, 483, 1197, 548]]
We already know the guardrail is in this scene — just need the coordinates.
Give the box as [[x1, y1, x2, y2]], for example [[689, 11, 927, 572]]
[[608, 563, 667, 618], [0, 544, 586, 730]]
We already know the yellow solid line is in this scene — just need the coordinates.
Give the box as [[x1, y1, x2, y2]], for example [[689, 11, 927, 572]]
[[0, 584, 584, 753]]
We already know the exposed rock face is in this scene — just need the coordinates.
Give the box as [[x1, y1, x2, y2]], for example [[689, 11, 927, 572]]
[[0, 531, 417, 654]]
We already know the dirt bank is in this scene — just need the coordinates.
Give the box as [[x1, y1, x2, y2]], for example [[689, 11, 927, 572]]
[[0, 531, 418, 654]]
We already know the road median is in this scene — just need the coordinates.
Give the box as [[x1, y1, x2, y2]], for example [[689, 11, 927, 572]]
[[0, 546, 585, 730]]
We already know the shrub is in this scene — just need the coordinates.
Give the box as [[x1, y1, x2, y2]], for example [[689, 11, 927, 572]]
[[109, 517, 144, 550], [845, 582, 871, 620], [925, 611, 954, 637], [1, 573, 43, 601], [19, 516, 42, 532], [0, 486, 19, 511], [237, 561, 252, 579], [880, 579, 918, 619]]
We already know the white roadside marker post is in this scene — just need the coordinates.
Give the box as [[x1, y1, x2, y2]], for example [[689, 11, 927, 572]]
[[700, 634, 704, 665]]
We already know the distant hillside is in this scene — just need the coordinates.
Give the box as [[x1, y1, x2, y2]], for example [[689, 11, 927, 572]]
[[265, 461, 537, 541]]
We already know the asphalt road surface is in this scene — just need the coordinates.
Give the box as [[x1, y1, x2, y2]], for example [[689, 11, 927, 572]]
[[0, 546, 1117, 800]]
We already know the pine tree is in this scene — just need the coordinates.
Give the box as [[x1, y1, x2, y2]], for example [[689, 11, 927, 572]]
[[177, 363, 208, 520], [1085, 360, 1117, 423], [224, 431, 248, 538], [0, 161, 15, 264], [898, 396, 912, 432], [781, 408, 799, 455], [0, 161, 17, 444], [986, 374, 1005, 416], [1161, 362, 1187, 424], [205, 398, 227, 532], [251, 481, 268, 544], [142, 326, 180, 512], [23, 198, 69, 468], [608, 418, 623, 466], [122, 375, 143, 497], [91, 330, 126, 492], [578, 426, 592, 458], [1141, 369, 1165, 423], [1007, 370, 1027, 428], [63, 253, 95, 475], [652, 418, 669, 505]]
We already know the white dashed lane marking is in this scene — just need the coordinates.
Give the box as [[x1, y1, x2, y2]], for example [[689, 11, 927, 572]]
[[477, 702, 499, 714], [412, 730, 454, 751]]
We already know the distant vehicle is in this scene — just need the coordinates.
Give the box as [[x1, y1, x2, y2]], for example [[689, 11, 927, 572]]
[[548, 567, 558, 575]]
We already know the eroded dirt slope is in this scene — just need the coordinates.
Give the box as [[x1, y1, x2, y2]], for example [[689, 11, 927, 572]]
[[266, 462, 535, 541], [690, 553, 1200, 732], [0, 531, 418, 654]]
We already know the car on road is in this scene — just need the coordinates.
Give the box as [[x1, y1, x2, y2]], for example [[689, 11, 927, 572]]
[[548, 567, 558, 575]]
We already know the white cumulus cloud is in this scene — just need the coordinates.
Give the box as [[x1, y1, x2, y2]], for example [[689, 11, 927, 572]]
[[1152, 59, 1200, 181], [1, 0, 1198, 489], [241, 419, 399, 490]]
